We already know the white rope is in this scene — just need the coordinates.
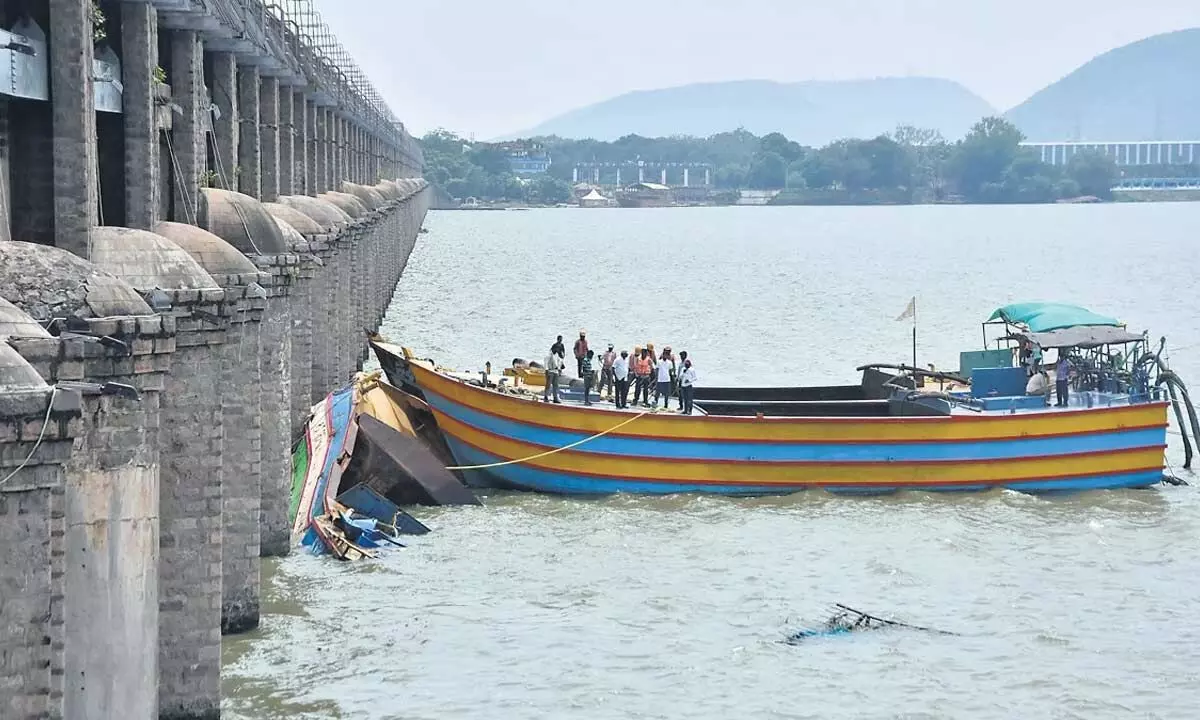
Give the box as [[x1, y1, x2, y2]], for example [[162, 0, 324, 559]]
[[446, 408, 651, 471], [0, 388, 58, 489], [204, 117, 262, 254], [163, 130, 196, 226]]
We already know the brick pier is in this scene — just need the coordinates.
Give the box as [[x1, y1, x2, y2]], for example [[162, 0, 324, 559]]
[[0, 2, 427, 718]]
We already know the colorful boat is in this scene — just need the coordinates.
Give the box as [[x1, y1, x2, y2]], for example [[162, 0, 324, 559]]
[[371, 303, 1195, 495], [289, 371, 478, 559]]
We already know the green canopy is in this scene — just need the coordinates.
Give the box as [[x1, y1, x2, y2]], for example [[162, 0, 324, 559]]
[[987, 302, 1121, 333]]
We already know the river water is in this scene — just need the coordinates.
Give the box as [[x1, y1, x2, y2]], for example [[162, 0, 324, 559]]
[[224, 205, 1200, 719]]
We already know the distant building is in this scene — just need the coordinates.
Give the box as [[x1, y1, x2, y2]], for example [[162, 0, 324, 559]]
[[488, 140, 552, 176], [578, 189, 610, 208], [1021, 140, 1200, 167]]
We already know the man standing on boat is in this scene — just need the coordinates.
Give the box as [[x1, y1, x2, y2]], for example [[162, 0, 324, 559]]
[[1055, 354, 1073, 407], [574, 330, 589, 377], [656, 350, 673, 409], [680, 359, 697, 415], [676, 351, 689, 410], [613, 350, 630, 409], [580, 350, 596, 406], [544, 342, 565, 404], [600, 343, 617, 401]]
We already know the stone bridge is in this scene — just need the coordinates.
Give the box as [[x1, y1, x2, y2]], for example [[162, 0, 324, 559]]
[[0, 1, 429, 718]]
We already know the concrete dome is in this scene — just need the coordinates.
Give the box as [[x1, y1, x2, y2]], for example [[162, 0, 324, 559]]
[[0, 241, 152, 321], [198, 188, 288, 255], [319, 191, 369, 219], [375, 180, 401, 201], [0, 297, 51, 340], [341, 182, 386, 210], [272, 218, 306, 252], [0, 343, 48, 393], [154, 221, 258, 277], [262, 202, 323, 236], [91, 226, 219, 291], [278, 195, 352, 232]]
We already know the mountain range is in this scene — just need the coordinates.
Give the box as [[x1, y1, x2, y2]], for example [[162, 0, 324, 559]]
[[511, 29, 1200, 144]]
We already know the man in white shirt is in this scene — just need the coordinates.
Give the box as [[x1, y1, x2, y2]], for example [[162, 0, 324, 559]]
[[543, 343, 564, 403], [655, 354, 672, 409], [679, 359, 698, 415], [612, 351, 630, 409]]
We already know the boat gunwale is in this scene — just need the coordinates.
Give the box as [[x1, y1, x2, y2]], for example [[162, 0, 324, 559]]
[[410, 364, 1169, 442], [411, 362, 1167, 426], [420, 382, 1169, 446]]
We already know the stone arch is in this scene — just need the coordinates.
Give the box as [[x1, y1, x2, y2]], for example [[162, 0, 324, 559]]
[[0, 297, 52, 340], [198, 188, 289, 255], [152, 222, 259, 277], [319, 191, 369, 219], [90, 226, 220, 291], [261, 202, 324, 236], [0, 241, 152, 321], [340, 181, 386, 210], [277, 195, 352, 232]]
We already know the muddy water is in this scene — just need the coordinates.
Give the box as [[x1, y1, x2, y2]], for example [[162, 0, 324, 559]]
[[224, 204, 1200, 719]]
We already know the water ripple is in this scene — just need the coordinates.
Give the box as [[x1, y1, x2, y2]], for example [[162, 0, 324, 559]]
[[228, 206, 1200, 719]]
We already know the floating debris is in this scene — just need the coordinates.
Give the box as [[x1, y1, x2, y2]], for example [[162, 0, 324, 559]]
[[784, 604, 958, 644]]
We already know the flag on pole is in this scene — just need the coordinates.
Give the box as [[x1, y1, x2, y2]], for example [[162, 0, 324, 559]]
[[896, 296, 916, 322]]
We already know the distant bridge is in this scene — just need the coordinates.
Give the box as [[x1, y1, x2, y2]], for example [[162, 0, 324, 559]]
[[1021, 140, 1200, 167], [572, 161, 713, 188], [1112, 177, 1200, 190]]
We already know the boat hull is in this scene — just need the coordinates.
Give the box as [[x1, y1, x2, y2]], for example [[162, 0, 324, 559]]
[[400, 358, 1169, 496]]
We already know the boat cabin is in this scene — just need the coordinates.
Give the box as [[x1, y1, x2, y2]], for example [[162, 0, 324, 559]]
[[695, 303, 1162, 419]]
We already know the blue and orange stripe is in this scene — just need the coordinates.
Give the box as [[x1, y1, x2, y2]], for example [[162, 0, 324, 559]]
[[423, 386, 1166, 463], [406, 363, 1169, 494], [410, 363, 1169, 444]]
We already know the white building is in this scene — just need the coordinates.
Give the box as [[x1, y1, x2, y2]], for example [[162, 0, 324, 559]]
[[1021, 140, 1200, 167]]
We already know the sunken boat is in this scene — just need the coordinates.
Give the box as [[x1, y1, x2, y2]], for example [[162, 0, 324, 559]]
[[289, 371, 477, 559], [370, 303, 1197, 495]]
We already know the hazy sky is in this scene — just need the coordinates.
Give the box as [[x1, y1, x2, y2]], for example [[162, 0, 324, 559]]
[[316, 0, 1200, 139]]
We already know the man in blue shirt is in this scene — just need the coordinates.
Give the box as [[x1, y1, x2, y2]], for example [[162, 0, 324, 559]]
[[1055, 355, 1072, 407]]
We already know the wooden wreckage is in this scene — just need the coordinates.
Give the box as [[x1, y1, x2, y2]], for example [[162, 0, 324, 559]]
[[288, 370, 479, 560]]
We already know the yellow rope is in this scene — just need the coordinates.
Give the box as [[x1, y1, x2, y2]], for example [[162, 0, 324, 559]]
[[445, 408, 653, 471]]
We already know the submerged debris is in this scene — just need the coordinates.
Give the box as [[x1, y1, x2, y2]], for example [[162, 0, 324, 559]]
[[784, 604, 958, 644], [289, 371, 478, 560]]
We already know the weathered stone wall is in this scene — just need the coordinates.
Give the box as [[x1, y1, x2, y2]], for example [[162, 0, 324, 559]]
[[12, 313, 176, 720], [253, 253, 298, 557], [0, 355, 78, 720], [218, 280, 266, 635], [0, 2, 428, 714], [155, 288, 227, 720]]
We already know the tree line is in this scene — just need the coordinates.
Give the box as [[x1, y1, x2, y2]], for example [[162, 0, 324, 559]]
[[421, 117, 1133, 204]]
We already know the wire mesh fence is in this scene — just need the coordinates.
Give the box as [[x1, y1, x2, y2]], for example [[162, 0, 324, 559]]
[[199, 0, 424, 169]]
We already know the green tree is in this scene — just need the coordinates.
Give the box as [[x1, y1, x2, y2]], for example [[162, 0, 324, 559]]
[[800, 151, 838, 189], [745, 151, 787, 189], [1065, 151, 1116, 199], [530, 176, 570, 204], [860, 135, 913, 190], [947, 116, 1025, 201], [714, 163, 748, 189], [469, 145, 513, 177], [759, 132, 803, 163], [891, 125, 949, 201]]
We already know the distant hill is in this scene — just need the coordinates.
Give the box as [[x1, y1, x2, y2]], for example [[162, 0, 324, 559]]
[[1006, 29, 1200, 141], [511, 78, 996, 144]]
